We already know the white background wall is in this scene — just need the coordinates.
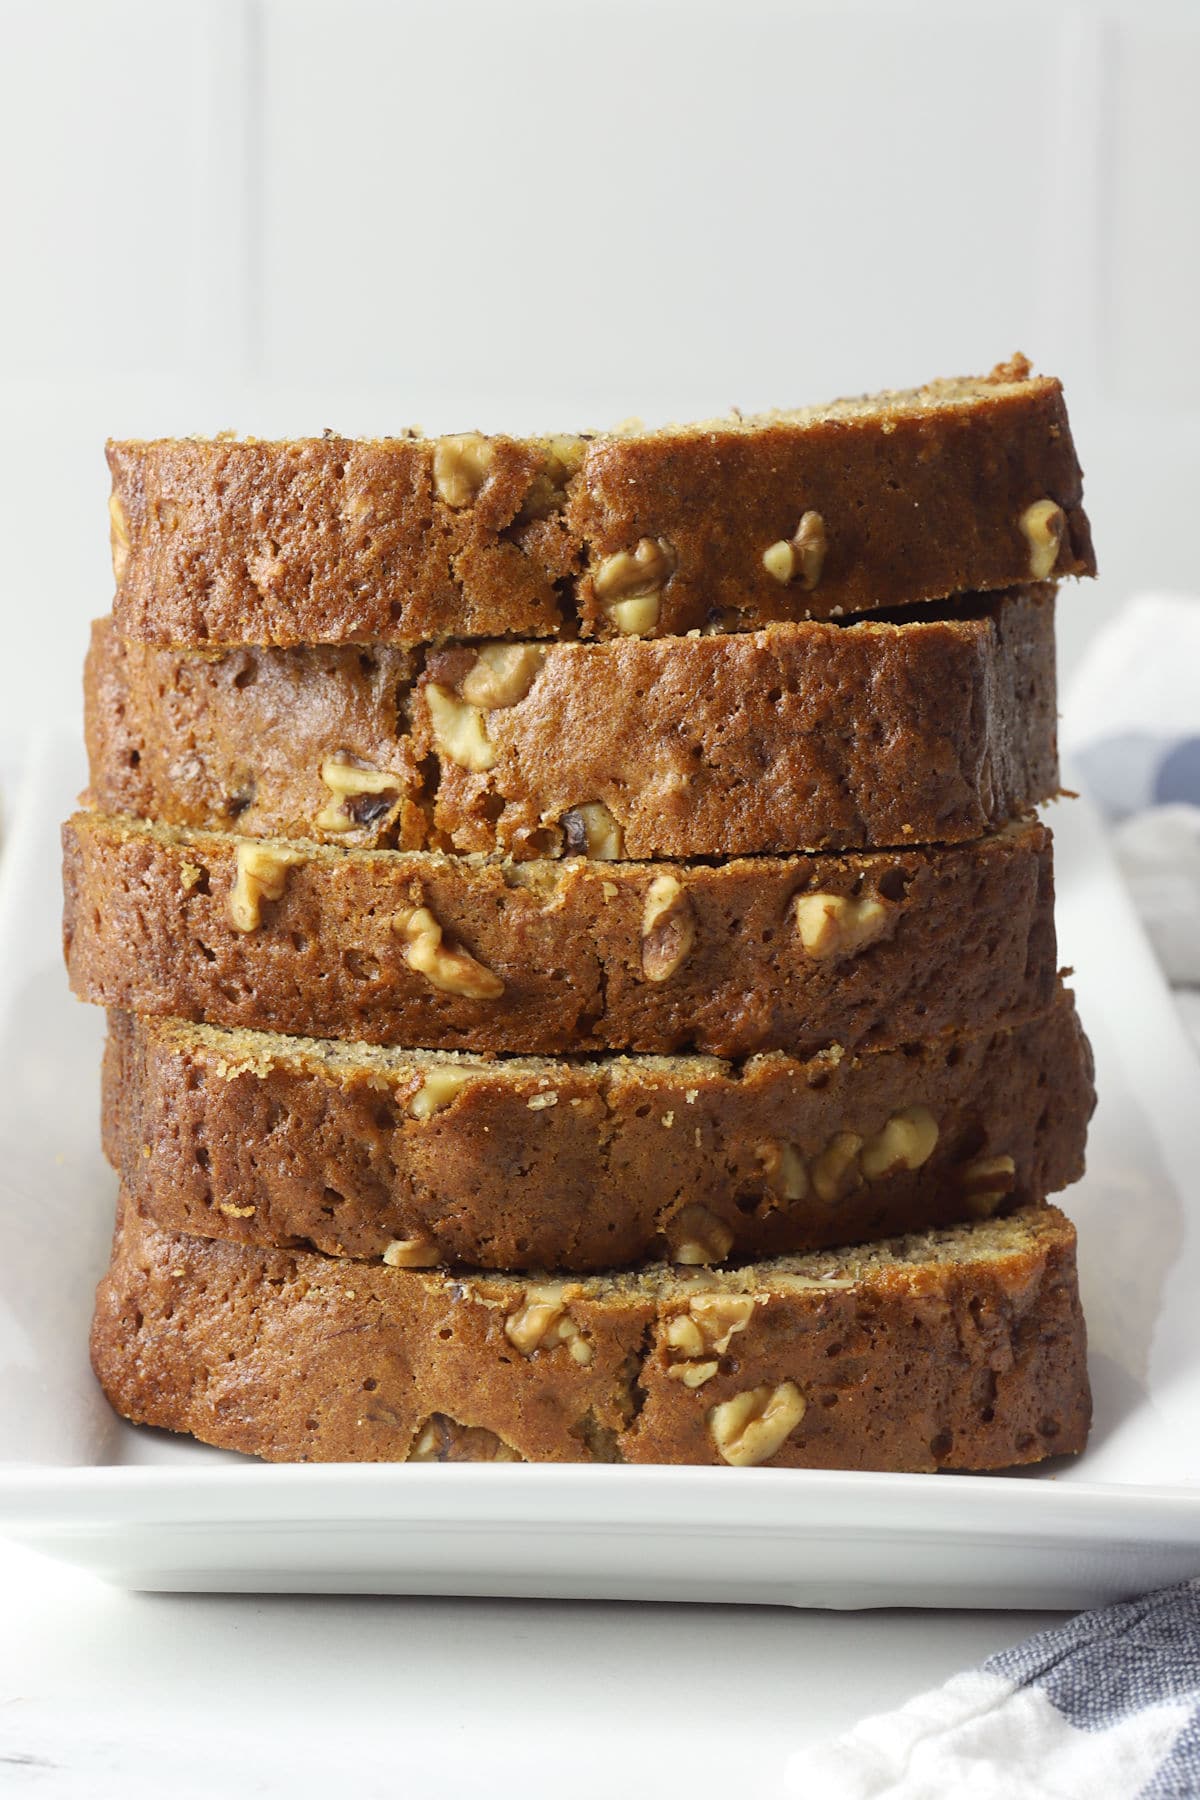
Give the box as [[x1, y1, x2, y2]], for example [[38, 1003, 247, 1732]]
[[1, 0, 1197, 737]]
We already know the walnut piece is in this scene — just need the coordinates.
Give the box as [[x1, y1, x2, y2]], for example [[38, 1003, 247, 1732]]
[[561, 801, 624, 860], [315, 755, 404, 832], [761, 511, 827, 589], [811, 1131, 864, 1203], [794, 891, 890, 960], [460, 643, 546, 709], [666, 1291, 756, 1386], [668, 1204, 734, 1265], [860, 1106, 939, 1180], [433, 433, 495, 507], [394, 905, 505, 1000], [607, 592, 662, 634], [425, 683, 498, 772], [707, 1382, 806, 1467], [505, 1283, 592, 1364], [517, 437, 585, 523], [229, 841, 307, 932], [593, 536, 676, 601], [1019, 499, 1065, 580], [667, 1357, 720, 1389], [409, 1413, 524, 1462], [756, 1140, 809, 1201], [108, 493, 131, 584], [640, 873, 696, 982], [409, 1066, 473, 1119], [957, 1153, 1017, 1215], [382, 1235, 441, 1269], [666, 1322, 711, 1363], [593, 537, 676, 633]]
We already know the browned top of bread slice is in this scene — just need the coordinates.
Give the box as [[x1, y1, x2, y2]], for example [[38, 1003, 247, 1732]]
[[106, 356, 1095, 648], [63, 811, 1057, 1059], [103, 987, 1093, 1271], [91, 1200, 1091, 1469]]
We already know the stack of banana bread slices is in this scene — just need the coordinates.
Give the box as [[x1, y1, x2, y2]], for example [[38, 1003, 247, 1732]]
[[64, 354, 1099, 1471]]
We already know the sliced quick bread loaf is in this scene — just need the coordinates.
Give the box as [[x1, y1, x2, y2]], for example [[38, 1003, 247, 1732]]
[[84, 587, 1058, 859], [103, 989, 1094, 1271], [91, 1202, 1090, 1469], [106, 358, 1093, 648], [63, 813, 1057, 1059]]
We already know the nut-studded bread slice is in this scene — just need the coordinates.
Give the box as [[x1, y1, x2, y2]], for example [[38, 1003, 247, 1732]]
[[63, 812, 1057, 1060], [103, 989, 1094, 1271], [84, 586, 1058, 860], [91, 1201, 1090, 1469], [106, 357, 1094, 648]]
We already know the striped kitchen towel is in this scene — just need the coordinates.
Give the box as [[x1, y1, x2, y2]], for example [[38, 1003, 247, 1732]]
[[785, 1581, 1200, 1798]]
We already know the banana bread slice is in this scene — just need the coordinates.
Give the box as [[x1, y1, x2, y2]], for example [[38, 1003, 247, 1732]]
[[63, 813, 1056, 1059], [103, 989, 1093, 1271], [91, 1201, 1090, 1469], [84, 586, 1058, 860], [106, 357, 1094, 648]]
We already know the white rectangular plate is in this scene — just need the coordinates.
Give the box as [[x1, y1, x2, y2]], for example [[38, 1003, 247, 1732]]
[[2, 737, 1199, 1607]]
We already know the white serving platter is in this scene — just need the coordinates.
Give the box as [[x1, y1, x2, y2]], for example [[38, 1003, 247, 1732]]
[[1, 735, 1199, 1607]]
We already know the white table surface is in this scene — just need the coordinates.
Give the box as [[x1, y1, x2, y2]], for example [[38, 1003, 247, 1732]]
[[0, 1537, 1064, 1797]]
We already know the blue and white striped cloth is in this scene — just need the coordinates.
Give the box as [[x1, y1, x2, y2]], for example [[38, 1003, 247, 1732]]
[[786, 1582, 1200, 1798]]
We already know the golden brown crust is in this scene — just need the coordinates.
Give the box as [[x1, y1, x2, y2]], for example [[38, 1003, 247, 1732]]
[[106, 364, 1094, 647], [63, 813, 1058, 1059], [90, 1202, 1091, 1469], [84, 588, 1059, 859], [102, 991, 1094, 1270]]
